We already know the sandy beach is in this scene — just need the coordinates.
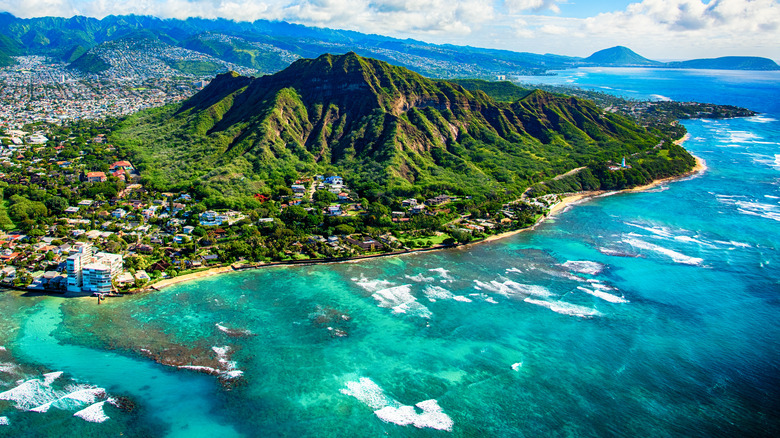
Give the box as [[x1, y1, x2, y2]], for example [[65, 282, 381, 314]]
[[149, 266, 234, 290]]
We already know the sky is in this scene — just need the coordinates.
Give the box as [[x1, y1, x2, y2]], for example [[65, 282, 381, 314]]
[[1, 0, 778, 61]]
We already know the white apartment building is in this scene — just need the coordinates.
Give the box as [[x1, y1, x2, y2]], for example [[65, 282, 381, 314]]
[[66, 243, 123, 293]]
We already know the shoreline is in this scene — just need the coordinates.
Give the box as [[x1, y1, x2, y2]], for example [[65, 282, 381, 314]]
[[131, 146, 707, 294]]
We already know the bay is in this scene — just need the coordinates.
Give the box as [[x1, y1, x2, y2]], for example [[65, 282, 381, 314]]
[[1, 68, 778, 436]]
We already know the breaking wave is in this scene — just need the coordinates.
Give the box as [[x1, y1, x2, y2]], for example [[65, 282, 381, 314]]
[[623, 237, 703, 265], [577, 286, 628, 303], [473, 280, 553, 298], [524, 298, 601, 318], [372, 285, 432, 318], [562, 260, 605, 275], [341, 378, 453, 431]]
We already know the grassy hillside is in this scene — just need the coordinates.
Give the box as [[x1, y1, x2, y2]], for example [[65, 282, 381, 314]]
[[111, 53, 693, 207]]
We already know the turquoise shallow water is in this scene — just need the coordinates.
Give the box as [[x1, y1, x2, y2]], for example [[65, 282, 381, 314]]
[[1, 68, 779, 436]]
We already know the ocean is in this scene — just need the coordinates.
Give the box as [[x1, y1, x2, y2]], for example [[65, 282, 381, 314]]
[[1, 68, 778, 437]]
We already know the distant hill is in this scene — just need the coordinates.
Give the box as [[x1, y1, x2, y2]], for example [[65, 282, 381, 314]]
[[584, 46, 661, 66], [110, 52, 686, 202], [665, 56, 780, 71], [69, 52, 111, 73]]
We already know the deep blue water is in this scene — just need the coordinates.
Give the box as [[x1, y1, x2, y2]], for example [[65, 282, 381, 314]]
[[0, 68, 778, 436]]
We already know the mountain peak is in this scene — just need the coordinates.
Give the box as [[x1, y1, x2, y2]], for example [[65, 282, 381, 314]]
[[584, 46, 661, 66]]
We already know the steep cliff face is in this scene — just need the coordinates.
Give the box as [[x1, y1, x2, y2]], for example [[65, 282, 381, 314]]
[[113, 52, 661, 195]]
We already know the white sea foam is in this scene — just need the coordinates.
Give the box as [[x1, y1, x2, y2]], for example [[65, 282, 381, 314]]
[[0, 378, 59, 411], [673, 235, 718, 248], [623, 237, 703, 265], [651, 94, 671, 102], [212, 346, 230, 359], [428, 268, 453, 280], [511, 362, 523, 371], [43, 371, 63, 386], [178, 365, 220, 374], [222, 370, 244, 379], [372, 285, 432, 318], [562, 260, 605, 275], [0, 362, 19, 374], [0, 416, 8, 425], [746, 115, 778, 123], [341, 378, 453, 431], [473, 280, 553, 298], [30, 386, 105, 413], [717, 195, 780, 222], [405, 273, 435, 283], [423, 285, 454, 301], [375, 399, 454, 431], [713, 240, 751, 248], [505, 267, 523, 274], [577, 286, 628, 303], [625, 222, 675, 238], [352, 275, 394, 293], [340, 377, 392, 410], [423, 285, 472, 303], [524, 298, 601, 318], [73, 401, 109, 423], [735, 200, 780, 222], [727, 130, 761, 143], [216, 323, 253, 336]]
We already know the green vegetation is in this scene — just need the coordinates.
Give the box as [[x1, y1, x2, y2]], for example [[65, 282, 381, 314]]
[[69, 52, 111, 73], [112, 52, 684, 210], [449, 79, 532, 102], [166, 60, 225, 76], [0, 33, 23, 67]]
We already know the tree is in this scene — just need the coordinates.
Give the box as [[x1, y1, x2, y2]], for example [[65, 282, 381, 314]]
[[45, 196, 68, 214], [334, 224, 355, 235], [313, 190, 337, 204]]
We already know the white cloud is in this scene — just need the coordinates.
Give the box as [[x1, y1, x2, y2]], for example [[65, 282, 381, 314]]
[[578, 0, 780, 58], [505, 0, 566, 13], [0, 0, 777, 59]]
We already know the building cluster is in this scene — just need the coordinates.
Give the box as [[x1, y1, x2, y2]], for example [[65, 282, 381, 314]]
[[0, 47, 254, 130]]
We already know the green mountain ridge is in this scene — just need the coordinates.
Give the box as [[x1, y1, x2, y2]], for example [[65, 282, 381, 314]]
[[1, 13, 776, 78], [112, 53, 688, 206]]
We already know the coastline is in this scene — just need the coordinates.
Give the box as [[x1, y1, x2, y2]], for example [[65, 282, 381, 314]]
[[149, 266, 234, 290], [140, 148, 706, 294]]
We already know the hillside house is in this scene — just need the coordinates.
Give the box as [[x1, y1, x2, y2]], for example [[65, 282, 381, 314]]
[[86, 171, 107, 182]]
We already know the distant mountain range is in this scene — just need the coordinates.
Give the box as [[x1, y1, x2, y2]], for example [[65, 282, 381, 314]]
[[0, 13, 777, 77]]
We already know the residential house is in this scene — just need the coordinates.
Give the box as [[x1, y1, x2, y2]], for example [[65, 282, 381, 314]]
[[109, 160, 134, 171], [325, 175, 343, 186], [86, 172, 107, 182]]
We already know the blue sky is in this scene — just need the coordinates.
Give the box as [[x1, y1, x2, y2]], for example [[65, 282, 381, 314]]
[[1, 0, 778, 61]]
